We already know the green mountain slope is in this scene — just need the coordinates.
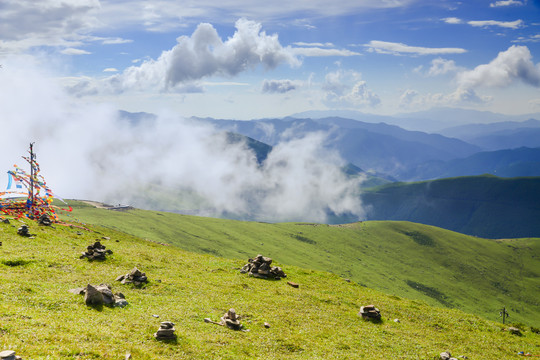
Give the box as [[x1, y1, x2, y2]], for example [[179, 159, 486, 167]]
[[362, 175, 540, 239], [1, 217, 539, 359], [64, 201, 540, 327]]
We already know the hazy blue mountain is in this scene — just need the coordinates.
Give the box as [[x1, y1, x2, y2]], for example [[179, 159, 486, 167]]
[[439, 118, 540, 140], [199, 116, 480, 179], [362, 175, 540, 238], [399, 147, 540, 180]]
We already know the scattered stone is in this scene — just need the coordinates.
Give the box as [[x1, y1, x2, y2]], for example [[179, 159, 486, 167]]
[[101, 236, 110, 240], [1, 218, 10, 224], [344, 278, 351, 282], [154, 321, 177, 340], [0, 350, 22, 360], [439, 351, 460, 360], [84, 284, 104, 306], [0, 241, 2, 246], [116, 267, 148, 286], [152, 314, 160, 318], [38, 214, 52, 226], [220, 308, 243, 330], [264, 322, 271, 328], [80, 241, 113, 261], [17, 225, 32, 237], [508, 327, 522, 335], [73, 284, 128, 308], [394, 318, 400, 323], [358, 304, 381, 321], [125, 353, 131, 360], [240, 254, 286, 279], [204, 318, 222, 325], [287, 281, 299, 288]]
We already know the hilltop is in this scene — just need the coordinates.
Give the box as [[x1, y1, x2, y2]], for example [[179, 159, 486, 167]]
[[62, 201, 540, 328], [1, 214, 539, 359]]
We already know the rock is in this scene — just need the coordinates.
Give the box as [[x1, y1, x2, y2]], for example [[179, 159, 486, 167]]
[[287, 281, 299, 288], [67, 287, 85, 295], [240, 255, 286, 279], [264, 322, 271, 328], [0, 350, 15, 359], [154, 321, 177, 340], [1, 218, 10, 224], [508, 326, 522, 335], [84, 284, 104, 306], [38, 214, 52, 226], [394, 319, 400, 323], [80, 241, 112, 261], [17, 225, 31, 237], [220, 308, 243, 330], [358, 305, 381, 321], [440, 352, 452, 360], [116, 267, 149, 286]]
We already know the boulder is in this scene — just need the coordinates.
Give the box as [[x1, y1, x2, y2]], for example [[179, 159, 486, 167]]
[[358, 304, 381, 321], [84, 284, 104, 306]]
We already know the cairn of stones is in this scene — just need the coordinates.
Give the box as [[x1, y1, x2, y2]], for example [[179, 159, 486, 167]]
[[17, 225, 32, 237], [240, 254, 286, 279], [358, 304, 381, 321], [38, 214, 52, 226], [440, 351, 461, 360], [80, 241, 113, 261], [0, 350, 22, 360], [69, 284, 128, 308], [116, 267, 148, 286], [220, 308, 242, 330], [154, 321, 177, 340]]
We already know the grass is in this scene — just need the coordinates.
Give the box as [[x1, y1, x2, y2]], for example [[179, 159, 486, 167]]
[[62, 201, 540, 328], [1, 217, 540, 359]]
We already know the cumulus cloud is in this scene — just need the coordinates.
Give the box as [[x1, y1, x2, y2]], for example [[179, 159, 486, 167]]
[[490, 0, 525, 7], [0, 56, 364, 223], [261, 79, 299, 93], [457, 45, 540, 89], [69, 19, 300, 96], [322, 70, 380, 108], [427, 58, 459, 76], [467, 19, 524, 29], [364, 40, 467, 56], [442, 17, 463, 24]]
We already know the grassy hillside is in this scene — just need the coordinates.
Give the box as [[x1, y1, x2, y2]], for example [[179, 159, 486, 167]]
[[1, 217, 539, 359], [362, 175, 540, 239], [63, 201, 540, 328]]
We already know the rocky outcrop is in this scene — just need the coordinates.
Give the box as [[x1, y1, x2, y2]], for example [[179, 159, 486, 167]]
[[80, 241, 113, 261], [116, 267, 148, 286], [154, 321, 177, 341], [240, 254, 286, 279]]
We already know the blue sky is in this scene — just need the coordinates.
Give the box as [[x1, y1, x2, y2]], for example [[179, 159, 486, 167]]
[[2, 0, 540, 119]]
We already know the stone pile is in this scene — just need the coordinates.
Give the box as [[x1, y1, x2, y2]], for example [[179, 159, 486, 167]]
[[358, 304, 381, 321], [116, 267, 148, 286], [69, 284, 128, 308], [17, 225, 33, 237], [80, 241, 113, 261], [154, 321, 177, 340], [38, 214, 52, 226], [240, 254, 286, 279], [220, 308, 243, 330], [0, 350, 22, 360]]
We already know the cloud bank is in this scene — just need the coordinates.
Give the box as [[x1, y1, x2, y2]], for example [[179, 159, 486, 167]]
[[0, 57, 364, 223], [70, 19, 300, 95]]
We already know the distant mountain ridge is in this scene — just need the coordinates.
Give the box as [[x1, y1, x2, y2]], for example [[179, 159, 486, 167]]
[[362, 175, 540, 238]]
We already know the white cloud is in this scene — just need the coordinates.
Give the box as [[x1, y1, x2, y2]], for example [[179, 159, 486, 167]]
[[262, 79, 300, 93], [0, 57, 365, 223], [457, 45, 540, 89], [398, 88, 491, 109], [442, 17, 463, 24], [467, 19, 524, 29], [293, 42, 334, 47], [427, 58, 459, 76], [513, 34, 540, 43], [365, 40, 467, 56], [399, 89, 419, 107], [490, 0, 525, 7], [322, 70, 380, 108], [290, 47, 361, 57], [61, 48, 91, 55], [103, 68, 118, 72], [69, 19, 300, 95]]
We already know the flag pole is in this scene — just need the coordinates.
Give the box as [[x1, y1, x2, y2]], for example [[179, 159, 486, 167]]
[[29, 142, 35, 217]]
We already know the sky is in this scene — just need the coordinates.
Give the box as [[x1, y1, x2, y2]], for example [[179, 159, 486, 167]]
[[1, 0, 540, 119], [1, 0, 540, 222]]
